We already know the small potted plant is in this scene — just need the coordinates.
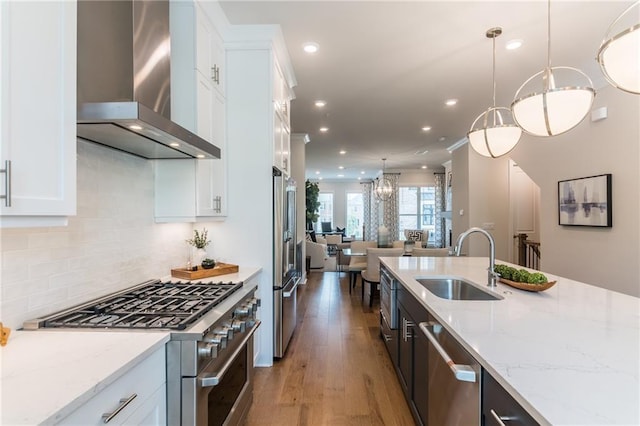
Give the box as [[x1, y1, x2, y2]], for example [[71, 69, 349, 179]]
[[201, 258, 216, 269], [186, 228, 211, 270]]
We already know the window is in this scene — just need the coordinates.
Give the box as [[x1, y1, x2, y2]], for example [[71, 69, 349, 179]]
[[315, 192, 334, 231], [398, 186, 436, 244], [346, 192, 364, 239]]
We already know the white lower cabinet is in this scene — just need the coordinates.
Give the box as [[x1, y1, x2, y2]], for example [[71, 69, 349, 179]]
[[59, 347, 166, 426]]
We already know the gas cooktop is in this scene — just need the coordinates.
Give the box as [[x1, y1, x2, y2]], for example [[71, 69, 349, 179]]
[[24, 280, 244, 330]]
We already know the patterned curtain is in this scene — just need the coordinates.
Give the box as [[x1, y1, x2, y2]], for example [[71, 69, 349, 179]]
[[381, 173, 400, 241], [433, 172, 445, 247], [362, 181, 373, 241]]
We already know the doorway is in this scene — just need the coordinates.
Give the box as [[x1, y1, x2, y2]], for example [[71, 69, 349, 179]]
[[508, 160, 541, 265]]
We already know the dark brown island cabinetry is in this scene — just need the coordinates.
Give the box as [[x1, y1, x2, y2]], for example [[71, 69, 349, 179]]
[[482, 370, 539, 426]]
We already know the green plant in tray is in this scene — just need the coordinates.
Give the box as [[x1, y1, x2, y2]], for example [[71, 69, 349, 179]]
[[494, 264, 548, 285]]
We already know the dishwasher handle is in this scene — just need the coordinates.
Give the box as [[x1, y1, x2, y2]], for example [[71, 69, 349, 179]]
[[418, 321, 476, 383]]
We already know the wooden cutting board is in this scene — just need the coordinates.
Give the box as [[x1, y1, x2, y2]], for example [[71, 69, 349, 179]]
[[171, 263, 239, 280]]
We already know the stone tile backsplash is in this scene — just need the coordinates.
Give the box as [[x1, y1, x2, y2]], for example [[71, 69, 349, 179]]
[[0, 141, 192, 329]]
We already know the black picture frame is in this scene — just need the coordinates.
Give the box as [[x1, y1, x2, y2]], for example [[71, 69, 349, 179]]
[[558, 174, 612, 227]]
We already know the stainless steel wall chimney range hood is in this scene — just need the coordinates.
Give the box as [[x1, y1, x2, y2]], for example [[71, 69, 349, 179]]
[[77, 0, 220, 159]]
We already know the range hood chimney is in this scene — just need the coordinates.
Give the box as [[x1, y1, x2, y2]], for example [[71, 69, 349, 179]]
[[77, 0, 220, 159]]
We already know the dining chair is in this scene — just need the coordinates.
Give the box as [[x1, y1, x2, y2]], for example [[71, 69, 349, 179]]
[[324, 234, 342, 256], [361, 247, 404, 306], [347, 240, 377, 294], [411, 247, 450, 257]]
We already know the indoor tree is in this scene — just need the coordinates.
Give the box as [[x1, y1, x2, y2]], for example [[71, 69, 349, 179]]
[[305, 180, 320, 230]]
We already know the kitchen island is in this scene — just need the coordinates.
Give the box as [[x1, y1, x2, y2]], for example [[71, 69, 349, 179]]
[[381, 256, 639, 425]]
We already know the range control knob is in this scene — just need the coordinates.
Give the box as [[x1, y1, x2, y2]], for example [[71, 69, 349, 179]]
[[215, 327, 233, 341], [198, 342, 219, 358], [234, 305, 252, 317], [229, 320, 246, 333], [203, 332, 227, 350]]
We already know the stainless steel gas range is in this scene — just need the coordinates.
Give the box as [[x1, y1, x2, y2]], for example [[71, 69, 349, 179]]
[[24, 278, 260, 426]]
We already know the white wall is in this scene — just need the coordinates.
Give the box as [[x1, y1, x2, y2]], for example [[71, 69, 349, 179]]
[[0, 141, 192, 330], [510, 86, 640, 296], [291, 134, 307, 279]]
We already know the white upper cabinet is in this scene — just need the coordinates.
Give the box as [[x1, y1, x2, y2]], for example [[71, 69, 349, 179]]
[[273, 62, 293, 175], [155, 0, 227, 222], [0, 1, 77, 227]]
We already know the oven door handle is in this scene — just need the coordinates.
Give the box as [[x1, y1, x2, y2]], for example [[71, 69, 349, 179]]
[[199, 320, 261, 388]]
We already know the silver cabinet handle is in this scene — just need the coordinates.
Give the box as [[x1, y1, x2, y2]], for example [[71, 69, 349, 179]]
[[490, 409, 518, 425], [1, 160, 11, 207], [200, 320, 261, 387], [101, 393, 137, 423], [418, 322, 476, 383], [402, 317, 414, 342], [213, 195, 221, 213]]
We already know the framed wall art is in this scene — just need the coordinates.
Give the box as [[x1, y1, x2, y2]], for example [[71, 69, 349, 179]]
[[558, 174, 612, 227]]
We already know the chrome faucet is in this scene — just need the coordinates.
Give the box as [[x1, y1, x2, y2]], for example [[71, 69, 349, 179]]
[[454, 227, 498, 287]]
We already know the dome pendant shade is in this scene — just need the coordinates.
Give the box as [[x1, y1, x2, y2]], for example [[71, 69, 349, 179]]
[[467, 27, 522, 158], [468, 107, 522, 158], [512, 67, 595, 137], [597, 1, 640, 94]]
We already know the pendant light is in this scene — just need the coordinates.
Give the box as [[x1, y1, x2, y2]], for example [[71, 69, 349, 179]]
[[596, 1, 640, 95], [374, 158, 393, 202], [468, 27, 522, 158], [512, 0, 595, 137]]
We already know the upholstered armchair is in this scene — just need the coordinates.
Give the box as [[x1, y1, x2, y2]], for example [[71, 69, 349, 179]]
[[306, 236, 328, 269]]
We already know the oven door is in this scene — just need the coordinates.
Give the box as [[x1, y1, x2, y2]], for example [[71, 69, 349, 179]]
[[183, 321, 260, 426]]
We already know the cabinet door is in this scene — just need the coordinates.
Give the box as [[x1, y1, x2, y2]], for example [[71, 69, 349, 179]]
[[209, 91, 227, 216], [210, 27, 225, 97], [482, 370, 539, 426], [0, 1, 76, 225], [195, 7, 213, 78], [397, 303, 413, 401]]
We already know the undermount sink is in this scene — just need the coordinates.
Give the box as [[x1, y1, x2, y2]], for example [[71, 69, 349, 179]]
[[416, 278, 503, 301]]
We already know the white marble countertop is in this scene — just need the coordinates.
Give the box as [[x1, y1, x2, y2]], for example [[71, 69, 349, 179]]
[[381, 256, 640, 426], [0, 266, 261, 425]]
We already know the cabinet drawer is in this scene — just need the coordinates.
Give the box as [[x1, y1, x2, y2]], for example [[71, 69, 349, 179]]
[[482, 370, 539, 426], [59, 347, 166, 425]]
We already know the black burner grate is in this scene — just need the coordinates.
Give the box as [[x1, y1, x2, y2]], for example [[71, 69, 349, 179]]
[[42, 280, 243, 330]]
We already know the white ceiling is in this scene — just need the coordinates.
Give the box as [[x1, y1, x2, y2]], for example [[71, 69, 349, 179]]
[[218, 1, 633, 181]]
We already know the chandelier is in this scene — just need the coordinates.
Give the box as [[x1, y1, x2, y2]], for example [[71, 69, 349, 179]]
[[468, 27, 522, 158], [374, 158, 393, 202], [511, 0, 595, 137], [596, 1, 640, 95]]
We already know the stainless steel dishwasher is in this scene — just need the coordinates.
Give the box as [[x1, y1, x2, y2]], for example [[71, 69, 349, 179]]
[[418, 317, 481, 425]]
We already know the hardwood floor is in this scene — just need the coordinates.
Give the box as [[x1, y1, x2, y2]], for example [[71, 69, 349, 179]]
[[244, 271, 415, 426]]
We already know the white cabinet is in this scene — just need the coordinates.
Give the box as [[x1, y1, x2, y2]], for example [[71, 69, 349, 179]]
[[59, 347, 166, 426], [0, 1, 76, 227], [156, 0, 227, 222], [273, 62, 292, 175]]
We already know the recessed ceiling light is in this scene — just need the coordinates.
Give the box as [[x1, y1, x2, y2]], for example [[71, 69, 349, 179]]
[[315, 100, 326, 107], [339, 150, 346, 155], [319, 127, 329, 133], [318, 177, 323, 180], [439, 136, 446, 142], [445, 99, 458, 106], [357, 177, 362, 180], [360, 171, 365, 174], [421, 126, 432, 132], [196, 154, 205, 159], [421, 165, 428, 169], [506, 39, 523, 50], [129, 124, 143, 130], [337, 174, 344, 178], [303, 42, 319, 53], [338, 166, 344, 170], [315, 170, 320, 174], [169, 142, 180, 147]]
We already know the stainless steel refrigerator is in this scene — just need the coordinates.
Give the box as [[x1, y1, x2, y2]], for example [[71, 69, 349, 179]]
[[273, 168, 299, 358]]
